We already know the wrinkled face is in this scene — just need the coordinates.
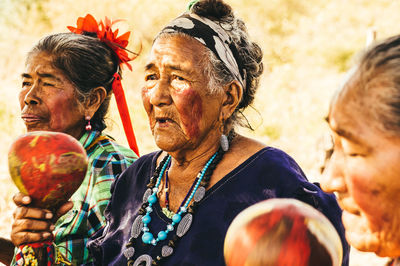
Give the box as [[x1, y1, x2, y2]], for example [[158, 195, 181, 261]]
[[321, 82, 400, 257], [142, 35, 223, 152], [20, 52, 85, 139]]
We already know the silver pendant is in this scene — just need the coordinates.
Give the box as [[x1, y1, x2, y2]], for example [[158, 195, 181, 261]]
[[177, 213, 193, 237], [220, 134, 229, 151], [133, 254, 153, 266], [194, 186, 206, 202], [161, 245, 174, 257], [123, 247, 135, 259], [143, 188, 152, 203], [131, 215, 143, 238]]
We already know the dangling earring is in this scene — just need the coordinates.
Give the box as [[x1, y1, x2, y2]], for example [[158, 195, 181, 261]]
[[85, 116, 92, 131], [220, 121, 229, 152]]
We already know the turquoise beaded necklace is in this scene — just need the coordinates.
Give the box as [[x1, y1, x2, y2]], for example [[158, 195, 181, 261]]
[[124, 131, 234, 265], [124, 149, 224, 266], [141, 152, 218, 245], [163, 161, 199, 219]]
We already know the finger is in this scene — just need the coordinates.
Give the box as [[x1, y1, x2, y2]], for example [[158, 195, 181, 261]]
[[55, 201, 74, 220], [12, 218, 55, 232], [11, 231, 53, 246], [12, 192, 31, 206], [13, 206, 53, 220]]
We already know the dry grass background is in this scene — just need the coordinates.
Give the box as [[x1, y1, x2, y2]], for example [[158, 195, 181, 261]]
[[0, 0, 398, 265]]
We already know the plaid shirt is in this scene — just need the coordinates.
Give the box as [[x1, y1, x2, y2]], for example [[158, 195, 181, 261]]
[[53, 131, 137, 265]]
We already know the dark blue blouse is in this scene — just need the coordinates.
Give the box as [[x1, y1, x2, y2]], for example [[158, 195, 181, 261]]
[[87, 147, 349, 265]]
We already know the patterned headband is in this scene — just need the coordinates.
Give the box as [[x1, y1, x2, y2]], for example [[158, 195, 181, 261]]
[[160, 13, 246, 92]]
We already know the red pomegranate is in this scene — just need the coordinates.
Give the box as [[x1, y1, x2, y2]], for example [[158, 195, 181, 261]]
[[8, 131, 88, 211], [224, 198, 343, 266]]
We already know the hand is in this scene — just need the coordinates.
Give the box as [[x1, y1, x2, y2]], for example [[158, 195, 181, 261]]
[[10, 192, 73, 246]]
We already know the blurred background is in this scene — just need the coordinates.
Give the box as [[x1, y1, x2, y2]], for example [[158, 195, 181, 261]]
[[0, 0, 397, 264]]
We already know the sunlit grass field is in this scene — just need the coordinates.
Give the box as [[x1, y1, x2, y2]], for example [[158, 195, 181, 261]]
[[0, 0, 398, 264]]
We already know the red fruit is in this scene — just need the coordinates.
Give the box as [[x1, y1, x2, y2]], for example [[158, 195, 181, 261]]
[[224, 198, 343, 266], [8, 131, 88, 211]]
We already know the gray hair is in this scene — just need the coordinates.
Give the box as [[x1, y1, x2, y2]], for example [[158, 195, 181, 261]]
[[27, 32, 120, 132], [193, 0, 263, 130], [156, 0, 263, 131], [350, 34, 400, 135]]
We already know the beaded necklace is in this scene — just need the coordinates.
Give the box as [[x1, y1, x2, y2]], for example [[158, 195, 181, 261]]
[[124, 132, 234, 266], [142, 152, 217, 246], [162, 163, 199, 219]]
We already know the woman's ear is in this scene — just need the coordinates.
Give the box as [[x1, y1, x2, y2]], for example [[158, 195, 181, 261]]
[[84, 86, 107, 117], [221, 80, 243, 120]]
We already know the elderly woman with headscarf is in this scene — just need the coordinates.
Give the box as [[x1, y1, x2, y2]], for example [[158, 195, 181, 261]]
[[84, 1, 350, 265], [1, 14, 139, 265], [321, 34, 400, 266]]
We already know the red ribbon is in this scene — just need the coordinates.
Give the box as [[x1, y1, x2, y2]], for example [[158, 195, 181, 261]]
[[68, 14, 140, 156], [112, 73, 139, 156]]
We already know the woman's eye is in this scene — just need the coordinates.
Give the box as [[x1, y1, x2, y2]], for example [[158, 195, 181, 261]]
[[145, 74, 157, 81], [22, 81, 31, 87], [340, 139, 367, 158], [346, 153, 362, 157], [174, 75, 185, 81], [43, 82, 54, 87], [343, 150, 366, 157]]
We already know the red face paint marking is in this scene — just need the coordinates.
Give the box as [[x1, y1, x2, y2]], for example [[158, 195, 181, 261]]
[[48, 91, 78, 129], [173, 88, 203, 139]]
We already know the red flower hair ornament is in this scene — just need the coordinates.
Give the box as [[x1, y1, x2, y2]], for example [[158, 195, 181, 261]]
[[68, 14, 140, 156]]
